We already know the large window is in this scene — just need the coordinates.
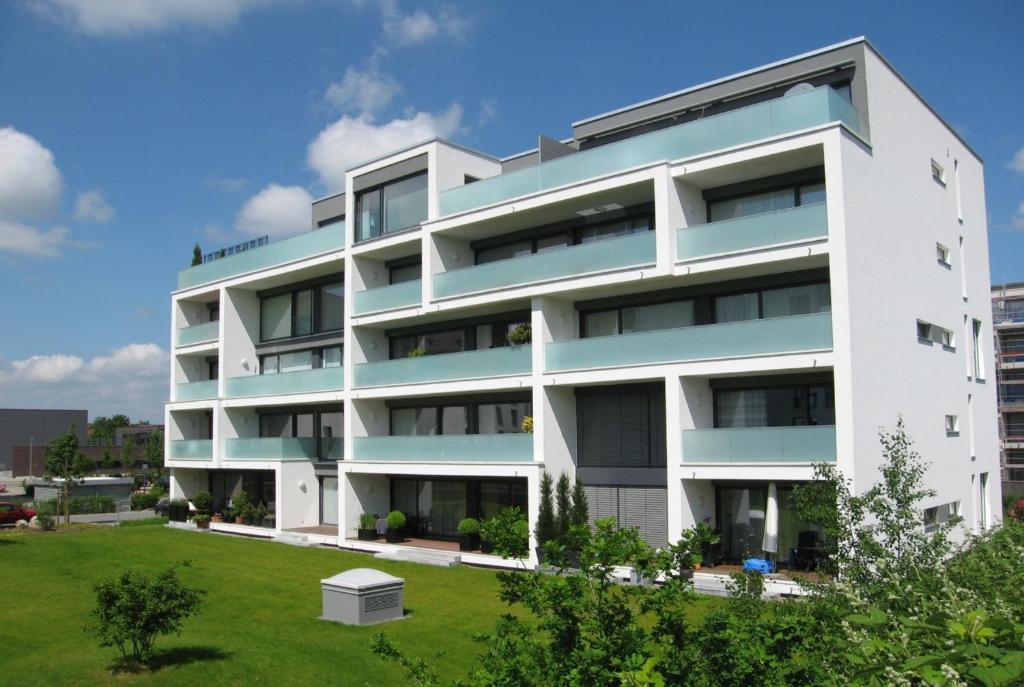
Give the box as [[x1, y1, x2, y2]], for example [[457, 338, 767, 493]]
[[577, 384, 666, 468], [388, 314, 529, 359], [583, 300, 695, 337], [714, 382, 835, 428], [259, 277, 343, 342], [258, 406, 342, 460], [355, 172, 428, 242], [390, 397, 532, 436], [260, 345, 341, 375], [715, 283, 831, 323], [474, 208, 653, 266], [708, 179, 826, 222], [390, 477, 527, 539]]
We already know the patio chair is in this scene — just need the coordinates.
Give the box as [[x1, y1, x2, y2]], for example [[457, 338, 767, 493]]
[[790, 530, 827, 571]]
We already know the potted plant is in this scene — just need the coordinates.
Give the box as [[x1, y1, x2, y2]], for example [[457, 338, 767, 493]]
[[457, 517, 480, 551], [211, 512, 223, 524], [407, 347, 427, 358], [358, 512, 379, 541], [231, 491, 251, 525], [192, 490, 213, 515], [194, 514, 211, 530], [385, 510, 406, 543], [253, 503, 269, 527], [479, 517, 495, 554], [506, 323, 532, 345]]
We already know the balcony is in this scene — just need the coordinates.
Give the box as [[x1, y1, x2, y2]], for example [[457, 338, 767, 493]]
[[224, 437, 318, 461], [352, 434, 534, 462], [176, 224, 344, 290], [681, 425, 837, 463], [677, 203, 827, 261], [168, 439, 213, 460], [545, 312, 832, 371], [224, 367, 343, 398], [176, 321, 219, 347], [354, 345, 531, 388], [433, 232, 656, 300], [176, 380, 218, 402], [440, 87, 859, 216], [352, 279, 421, 316]]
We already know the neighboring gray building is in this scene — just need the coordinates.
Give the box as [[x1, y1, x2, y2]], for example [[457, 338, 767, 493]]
[[0, 409, 87, 474]]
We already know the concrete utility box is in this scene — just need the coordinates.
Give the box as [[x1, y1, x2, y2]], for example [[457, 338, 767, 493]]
[[321, 568, 404, 625]]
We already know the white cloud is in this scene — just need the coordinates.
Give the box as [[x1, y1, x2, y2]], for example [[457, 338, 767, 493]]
[[0, 343, 168, 423], [0, 220, 71, 258], [73, 189, 116, 222], [379, 1, 472, 45], [203, 222, 232, 243], [478, 96, 497, 127], [325, 65, 401, 116], [0, 126, 63, 221], [31, 0, 271, 36], [235, 183, 314, 239], [307, 104, 462, 191], [1010, 147, 1024, 174], [1013, 201, 1024, 231]]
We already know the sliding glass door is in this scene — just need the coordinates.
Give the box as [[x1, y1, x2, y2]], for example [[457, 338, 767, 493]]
[[321, 477, 338, 526]]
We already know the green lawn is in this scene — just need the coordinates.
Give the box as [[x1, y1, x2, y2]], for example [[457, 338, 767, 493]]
[[0, 524, 721, 686]]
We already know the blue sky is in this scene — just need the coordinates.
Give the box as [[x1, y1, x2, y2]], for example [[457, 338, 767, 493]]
[[0, 0, 1022, 423]]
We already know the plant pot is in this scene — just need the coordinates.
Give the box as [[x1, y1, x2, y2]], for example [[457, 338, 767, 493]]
[[196, 520, 210, 530], [386, 529, 404, 544], [459, 533, 480, 552], [358, 528, 378, 541], [211, 514, 223, 523], [480, 539, 494, 554], [235, 516, 244, 524]]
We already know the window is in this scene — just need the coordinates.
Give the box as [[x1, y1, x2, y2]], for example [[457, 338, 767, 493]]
[[923, 502, 960, 533], [261, 346, 342, 375], [936, 243, 951, 266], [473, 207, 653, 266], [972, 319, 984, 379], [259, 407, 340, 460], [322, 346, 342, 368], [259, 278, 343, 342], [355, 172, 427, 242], [389, 261, 421, 284], [954, 159, 963, 221], [708, 179, 826, 222], [715, 383, 835, 428], [390, 398, 532, 436], [978, 472, 989, 530], [918, 320, 954, 348], [388, 315, 529, 359], [577, 385, 666, 468], [945, 415, 959, 434], [317, 214, 344, 229], [931, 159, 946, 185], [583, 300, 694, 337]]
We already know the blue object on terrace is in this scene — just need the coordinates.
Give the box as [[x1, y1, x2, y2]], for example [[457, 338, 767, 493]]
[[742, 558, 775, 574]]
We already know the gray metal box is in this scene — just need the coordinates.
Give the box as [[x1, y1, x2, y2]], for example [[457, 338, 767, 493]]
[[320, 568, 404, 625]]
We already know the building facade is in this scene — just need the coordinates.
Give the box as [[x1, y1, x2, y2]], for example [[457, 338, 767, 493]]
[[991, 283, 1024, 493], [0, 409, 87, 475], [166, 38, 1000, 563]]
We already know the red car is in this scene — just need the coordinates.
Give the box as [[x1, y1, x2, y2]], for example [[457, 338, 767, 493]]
[[0, 502, 36, 526]]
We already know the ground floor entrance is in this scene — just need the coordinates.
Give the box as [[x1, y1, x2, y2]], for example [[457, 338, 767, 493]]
[[715, 481, 824, 568], [320, 476, 338, 526], [389, 476, 528, 540], [209, 470, 276, 526]]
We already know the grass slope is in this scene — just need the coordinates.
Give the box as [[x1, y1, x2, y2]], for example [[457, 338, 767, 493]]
[[0, 524, 719, 686]]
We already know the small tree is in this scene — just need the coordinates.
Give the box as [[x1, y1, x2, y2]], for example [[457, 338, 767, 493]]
[[555, 472, 572, 542], [100, 448, 115, 470], [88, 561, 206, 664], [143, 429, 164, 476], [120, 435, 138, 478], [191, 242, 203, 267], [45, 427, 93, 524], [536, 470, 556, 548]]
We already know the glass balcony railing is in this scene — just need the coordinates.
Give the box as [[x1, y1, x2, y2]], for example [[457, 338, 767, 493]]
[[168, 439, 213, 460], [324, 437, 344, 460], [354, 345, 531, 388], [545, 312, 833, 371], [677, 203, 828, 260], [353, 434, 534, 462], [176, 224, 344, 290], [440, 87, 860, 216], [352, 279, 421, 315], [434, 232, 656, 299], [681, 425, 837, 463], [224, 367, 343, 398], [224, 437, 318, 461], [175, 320, 219, 347], [175, 380, 218, 402]]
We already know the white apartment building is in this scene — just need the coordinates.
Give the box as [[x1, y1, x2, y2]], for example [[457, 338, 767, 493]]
[[166, 37, 1000, 565]]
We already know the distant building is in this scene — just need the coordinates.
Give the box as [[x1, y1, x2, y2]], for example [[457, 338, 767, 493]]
[[992, 283, 1024, 492], [0, 409, 87, 475], [115, 424, 163, 448]]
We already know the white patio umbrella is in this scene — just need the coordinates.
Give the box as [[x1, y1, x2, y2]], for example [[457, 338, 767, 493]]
[[762, 481, 779, 555]]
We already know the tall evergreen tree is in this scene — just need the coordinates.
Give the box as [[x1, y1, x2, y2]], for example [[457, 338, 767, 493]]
[[570, 478, 589, 527], [555, 472, 572, 541], [191, 242, 203, 266], [535, 471, 556, 546]]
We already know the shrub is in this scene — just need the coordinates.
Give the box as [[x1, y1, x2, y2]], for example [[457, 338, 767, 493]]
[[457, 517, 480, 536], [36, 513, 56, 531], [21, 480, 34, 498], [407, 347, 427, 358], [483, 507, 529, 560], [230, 491, 252, 519], [192, 490, 213, 513], [506, 323, 532, 345], [194, 514, 211, 524], [535, 471, 556, 547], [359, 512, 377, 530], [555, 472, 572, 542], [130, 492, 159, 511], [118, 517, 168, 527], [386, 510, 406, 531], [252, 503, 268, 526], [69, 495, 116, 514], [88, 561, 206, 664], [35, 499, 58, 516], [149, 484, 166, 499]]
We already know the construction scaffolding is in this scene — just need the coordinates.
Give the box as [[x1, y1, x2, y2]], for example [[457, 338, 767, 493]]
[[992, 285, 1024, 484]]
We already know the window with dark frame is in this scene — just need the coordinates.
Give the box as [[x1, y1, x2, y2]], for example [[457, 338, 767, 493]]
[[355, 171, 428, 243], [258, 406, 342, 460], [707, 178, 826, 223], [259, 277, 343, 343], [387, 314, 529, 359], [259, 345, 341, 376], [389, 397, 532, 437], [713, 382, 835, 428], [576, 384, 666, 468]]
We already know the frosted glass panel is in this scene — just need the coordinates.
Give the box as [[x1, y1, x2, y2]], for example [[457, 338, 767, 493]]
[[762, 283, 831, 318], [622, 301, 694, 334]]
